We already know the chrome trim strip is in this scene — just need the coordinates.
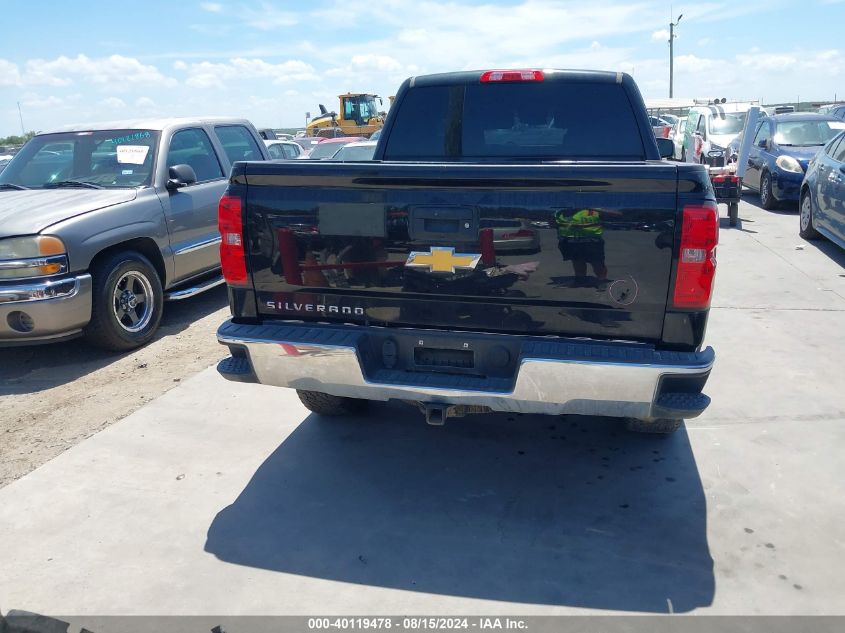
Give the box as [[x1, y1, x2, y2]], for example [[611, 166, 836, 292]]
[[165, 275, 225, 301], [0, 255, 67, 272], [0, 274, 89, 304], [173, 236, 221, 256], [217, 321, 714, 419]]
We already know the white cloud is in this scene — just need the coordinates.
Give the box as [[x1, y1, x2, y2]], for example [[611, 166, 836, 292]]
[[0, 59, 21, 86], [21, 55, 176, 88], [22, 95, 65, 109], [698, 38, 713, 46], [20, 93, 81, 110], [326, 54, 404, 78], [177, 58, 318, 89], [675, 54, 719, 72], [652, 29, 670, 42], [735, 49, 844, 75], [135, 97, 156, 109], [200, 2, 223, 11], [241, 2, 298, 30], [102, 97, 127, 109]]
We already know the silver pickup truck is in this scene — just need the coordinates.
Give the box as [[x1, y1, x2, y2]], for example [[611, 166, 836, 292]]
[[0, 117, 269, 350]]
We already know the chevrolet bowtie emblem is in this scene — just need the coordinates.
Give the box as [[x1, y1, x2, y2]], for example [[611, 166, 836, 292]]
[[405, 247, 481, 273]]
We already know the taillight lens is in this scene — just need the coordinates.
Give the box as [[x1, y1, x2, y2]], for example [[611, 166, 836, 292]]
[[712, 175, 739, 184], [480, 69, 544, 83], [218, 194, 248, 285], [672, 203, 719, 309]]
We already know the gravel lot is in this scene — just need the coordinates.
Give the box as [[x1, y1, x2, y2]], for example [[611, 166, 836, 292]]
[[0, 285, 230, 487]]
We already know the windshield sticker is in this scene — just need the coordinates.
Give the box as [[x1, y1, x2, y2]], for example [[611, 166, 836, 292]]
[[122, 169, 134, 175], [830, 122, 845, 130], [108, 131, 151, 145], [116, 145, 150, 164]]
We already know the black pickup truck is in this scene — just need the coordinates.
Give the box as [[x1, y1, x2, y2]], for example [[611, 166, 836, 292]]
[[216, 69, 718, 434]]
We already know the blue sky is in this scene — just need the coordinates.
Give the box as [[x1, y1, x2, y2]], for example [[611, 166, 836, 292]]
[[1, 0, 843, 136]]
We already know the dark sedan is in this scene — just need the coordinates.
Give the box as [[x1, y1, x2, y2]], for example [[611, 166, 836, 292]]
[[800, 131, 845, 250], [743, 113, 845, 209]]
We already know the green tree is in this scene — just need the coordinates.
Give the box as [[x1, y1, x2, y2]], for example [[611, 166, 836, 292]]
[[0, 131, 37, 146]]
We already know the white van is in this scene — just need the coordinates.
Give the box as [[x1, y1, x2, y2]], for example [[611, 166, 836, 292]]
[[681, 100, 757, 166]]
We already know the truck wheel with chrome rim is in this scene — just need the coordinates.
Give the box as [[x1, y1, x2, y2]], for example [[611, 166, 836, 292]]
[[84, 251, 163, 351], [297, 390, 368, 416], [799, 190, 821, 240], [625, 418, 683, 434]]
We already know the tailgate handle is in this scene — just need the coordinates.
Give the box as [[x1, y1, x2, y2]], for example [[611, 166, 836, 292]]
[[409, 206, 477, 242]]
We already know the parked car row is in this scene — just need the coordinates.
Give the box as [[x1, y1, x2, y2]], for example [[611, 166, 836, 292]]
[[656, 102, 845, 238]]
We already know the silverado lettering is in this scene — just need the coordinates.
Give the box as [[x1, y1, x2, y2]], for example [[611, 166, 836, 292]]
[[265, 301, 365, 316]]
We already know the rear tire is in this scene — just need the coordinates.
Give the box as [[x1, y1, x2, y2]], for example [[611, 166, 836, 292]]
[[84, 251, 163, 352], [728, 202, 739, 227], [625, 418, 683, 434], [799, 190, 822, 240], [297, 390, 367, 416], [760, 171, 777, 210]]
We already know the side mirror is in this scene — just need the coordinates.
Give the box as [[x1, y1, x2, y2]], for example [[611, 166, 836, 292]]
[[166, 164, 197, 190], [656, 137, 675, 159], [757, 139, 768, 149]]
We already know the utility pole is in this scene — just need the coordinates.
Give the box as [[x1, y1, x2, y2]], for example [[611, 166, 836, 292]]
[[669, 13, 683, 98], [17, 101, 25, 136]]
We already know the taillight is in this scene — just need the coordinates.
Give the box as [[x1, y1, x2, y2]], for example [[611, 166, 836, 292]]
[[712, 174, 739, 184], [218, 194, 248, 285], [672, 202, 719, 310], [480, 69, 544, 83]]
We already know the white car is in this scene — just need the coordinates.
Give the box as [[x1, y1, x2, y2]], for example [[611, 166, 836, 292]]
[[328, 141, 377, 161], [264, 139, 303, 160], [291, 137, 324, 158], [671, 116, 687, 160], [680, 102, 756, 166]]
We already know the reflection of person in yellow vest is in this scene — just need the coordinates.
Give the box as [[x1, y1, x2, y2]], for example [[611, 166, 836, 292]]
[[555, 208, 607, 281]]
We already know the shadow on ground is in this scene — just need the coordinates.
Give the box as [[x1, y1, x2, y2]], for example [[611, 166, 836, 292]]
[[205, 405, 714, 612], [741, 191, 799, 214], [0, 285, 227, 395], [737, 191, 845, 268], [807, 237, 845, 269]]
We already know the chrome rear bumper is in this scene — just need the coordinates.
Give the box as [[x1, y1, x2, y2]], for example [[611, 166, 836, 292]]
[[217, 320, 714, 420]]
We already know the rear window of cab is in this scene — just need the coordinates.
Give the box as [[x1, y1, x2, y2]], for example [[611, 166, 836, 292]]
[[383, 82, 646, 161]]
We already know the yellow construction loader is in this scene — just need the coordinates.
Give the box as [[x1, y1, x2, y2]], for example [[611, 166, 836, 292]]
[[306, 93, 386, 138]]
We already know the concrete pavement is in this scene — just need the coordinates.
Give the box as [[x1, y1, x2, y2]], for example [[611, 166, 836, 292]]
[[1, 196, 844, 615]]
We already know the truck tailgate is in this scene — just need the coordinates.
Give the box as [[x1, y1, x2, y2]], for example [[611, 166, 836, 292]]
[[240, 162, 679, 343]]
